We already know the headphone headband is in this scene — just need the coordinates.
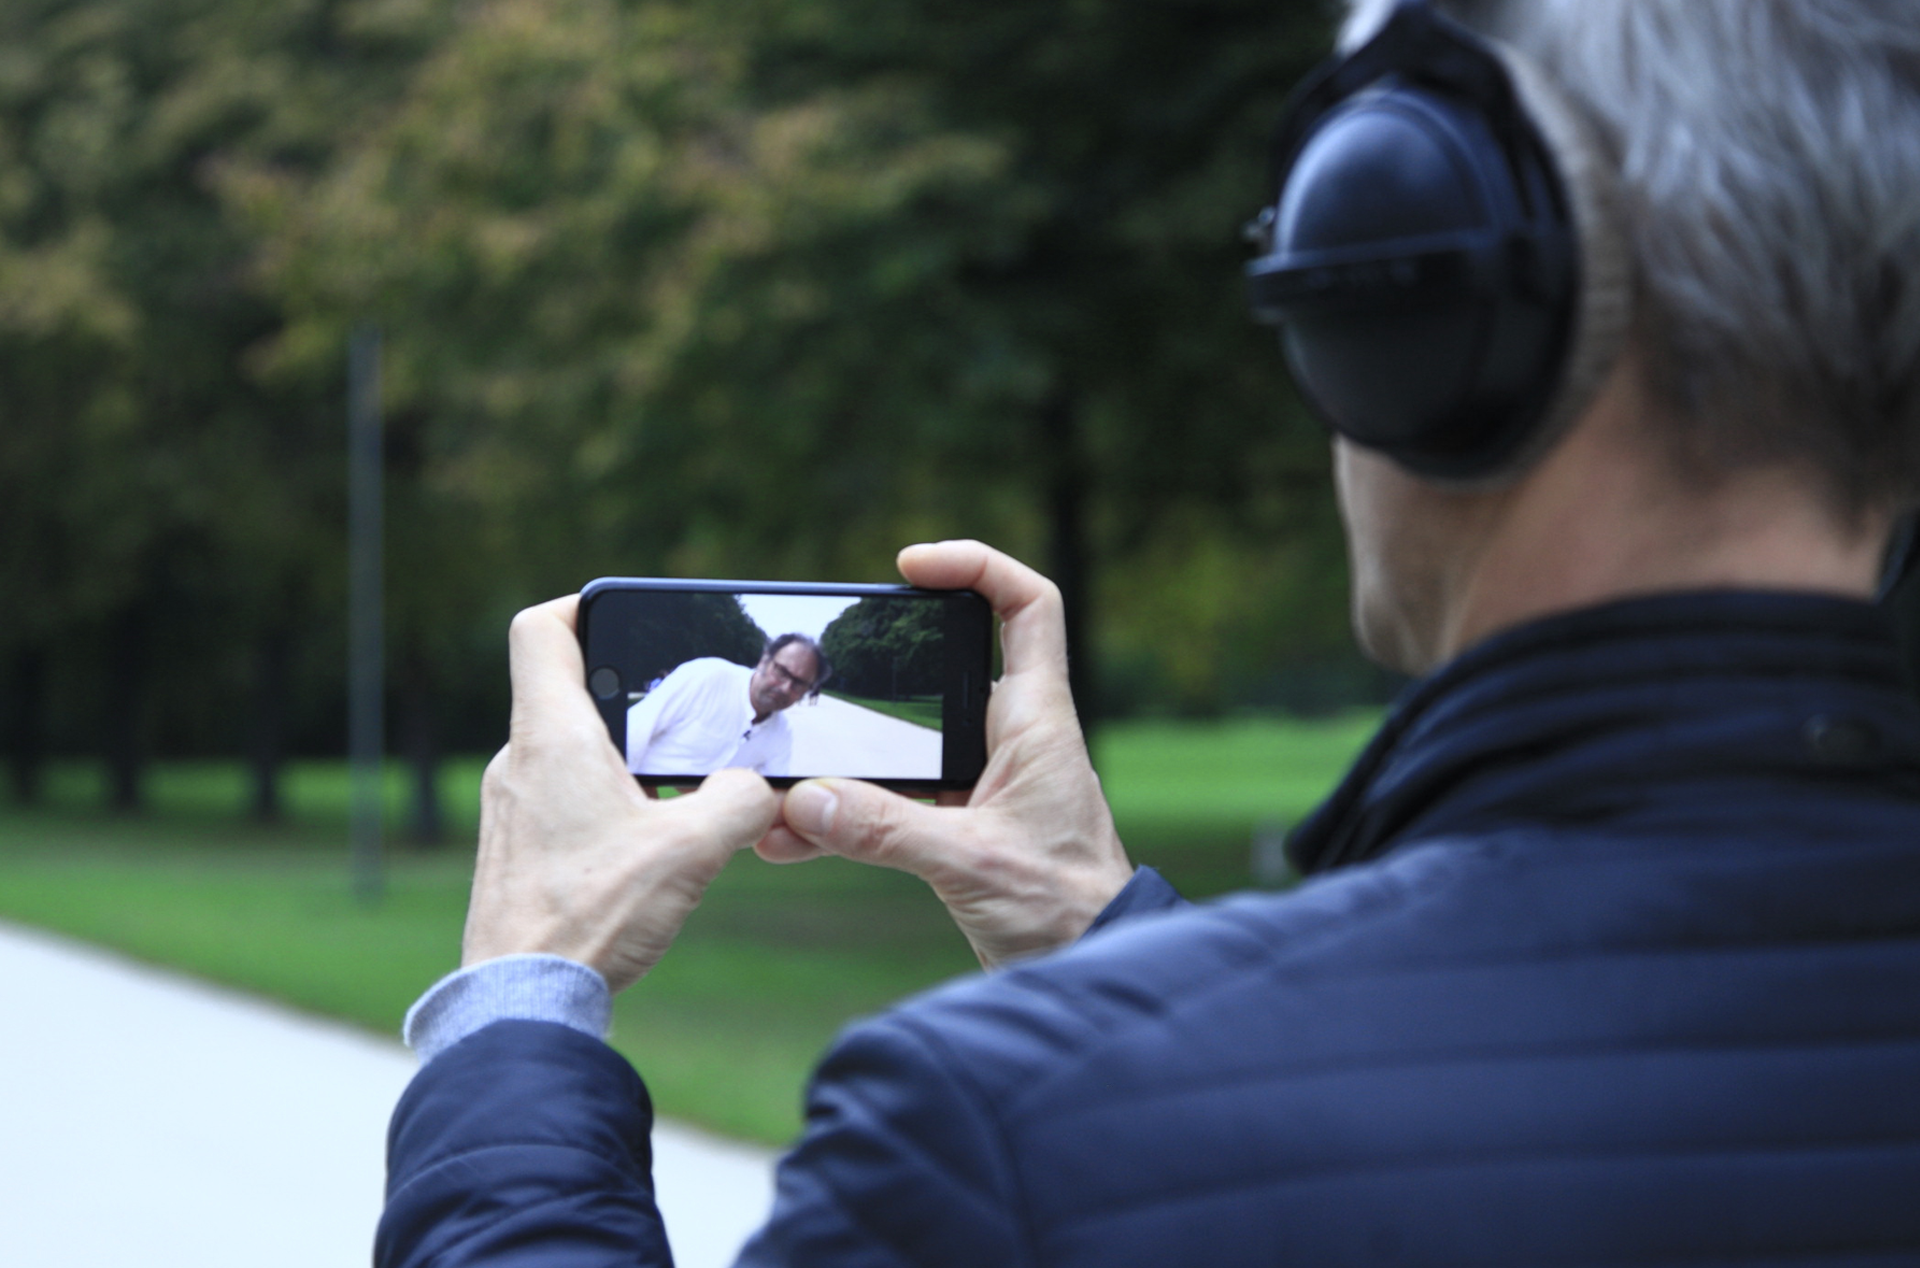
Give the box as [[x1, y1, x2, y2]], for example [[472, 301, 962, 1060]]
[[1256, 2, 1546, 242]]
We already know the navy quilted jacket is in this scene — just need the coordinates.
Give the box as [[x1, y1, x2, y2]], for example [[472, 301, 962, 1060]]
[[380, 593, 1920, 1266]]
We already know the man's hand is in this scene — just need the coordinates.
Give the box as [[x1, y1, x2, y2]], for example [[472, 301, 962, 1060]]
[[462, 595, 780, 992], [763, 541, 1134, 969]]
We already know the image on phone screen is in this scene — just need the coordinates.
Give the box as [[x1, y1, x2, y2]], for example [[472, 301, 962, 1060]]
[[579, 581, 990, 789]]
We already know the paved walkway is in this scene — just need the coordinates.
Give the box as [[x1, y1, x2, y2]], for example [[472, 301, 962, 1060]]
[[786, 694, 943, 780], [0, 921, 777, 1267]]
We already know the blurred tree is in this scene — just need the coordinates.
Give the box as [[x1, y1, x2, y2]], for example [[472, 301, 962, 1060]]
[[0, 0, 244, 811], [0, 0, 460, 814], [230, 0, 737, 835], [0, 0, 1377, 835], [689, 0, 1346, 719], [244, 0, 1350, 728], [178, 0, 466, 833]]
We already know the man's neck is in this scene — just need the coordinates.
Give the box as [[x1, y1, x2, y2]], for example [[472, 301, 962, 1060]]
[[1442, 413, 1889, 664]]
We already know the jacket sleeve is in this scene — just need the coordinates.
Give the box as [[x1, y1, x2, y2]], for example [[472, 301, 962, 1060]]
[[376, 871, 1190, 1268], [377, 1020, 672, 1268], [378, 1015, 1033, 1268], [735, 1012, 1033, 1268], [730, 869, 1188, 1267], [1084, 864, 1186, 934]]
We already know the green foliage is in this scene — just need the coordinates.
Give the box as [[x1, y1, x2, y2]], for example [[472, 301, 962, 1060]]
[[2, 0, 1366, 803], [702, 0, 1350, 715], [231, 0, 1351, 715], [0, 0, 470, 780], [818, 595, 942, 699]]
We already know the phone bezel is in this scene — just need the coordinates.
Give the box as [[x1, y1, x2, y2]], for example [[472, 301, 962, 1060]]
[[578, 577, 991, 792]]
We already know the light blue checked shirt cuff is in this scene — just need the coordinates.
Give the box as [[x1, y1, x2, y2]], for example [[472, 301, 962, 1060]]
[[402, 953, 612, 1065]]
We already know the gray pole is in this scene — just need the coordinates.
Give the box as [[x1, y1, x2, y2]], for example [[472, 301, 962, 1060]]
[[348, 325, 385, 904]]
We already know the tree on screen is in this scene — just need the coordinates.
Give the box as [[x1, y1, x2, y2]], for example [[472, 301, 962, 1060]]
[[819, 598, 942, 701], [620, 594, 769, 682]]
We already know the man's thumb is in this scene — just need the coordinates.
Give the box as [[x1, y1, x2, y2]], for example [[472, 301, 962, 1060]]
[[784, 780, 842, 838], [783, 778, 941, 875], [684, 768, 780, 844]]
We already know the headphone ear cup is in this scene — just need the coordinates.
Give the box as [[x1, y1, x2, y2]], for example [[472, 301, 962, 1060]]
[[1271, 89, 1546, 472], [1269, 81, 1579, 479], [1248, 7, 1632, 482]]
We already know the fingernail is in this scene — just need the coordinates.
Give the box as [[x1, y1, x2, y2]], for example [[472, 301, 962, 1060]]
[[785, 782, 838, 837]]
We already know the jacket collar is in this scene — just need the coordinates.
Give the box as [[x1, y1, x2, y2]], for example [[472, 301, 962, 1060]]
[[1286, 590, 1920, 875]]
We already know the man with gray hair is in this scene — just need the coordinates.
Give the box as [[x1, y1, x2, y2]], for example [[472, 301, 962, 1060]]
[[380, 3, 1920, 1263]]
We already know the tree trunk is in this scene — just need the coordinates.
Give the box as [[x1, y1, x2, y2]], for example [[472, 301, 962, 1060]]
[[249, 629, 289, 823], [104, 607, 146, 814], [1041, 391, 1096, 734], [6, 645, 47, 805], [401, 652, 444, 847]]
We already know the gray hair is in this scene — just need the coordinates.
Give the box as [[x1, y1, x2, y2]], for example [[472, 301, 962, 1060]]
[[1340, 0, 1920, 514]]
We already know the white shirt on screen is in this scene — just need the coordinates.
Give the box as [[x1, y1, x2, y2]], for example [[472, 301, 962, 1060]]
[[624, 657, 793, 777]]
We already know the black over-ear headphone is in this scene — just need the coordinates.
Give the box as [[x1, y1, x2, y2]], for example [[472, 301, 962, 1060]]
[[1245, 0, 1628, 480]]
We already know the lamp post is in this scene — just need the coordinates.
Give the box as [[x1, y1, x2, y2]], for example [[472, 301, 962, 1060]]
[[348, 325, 385, 904]]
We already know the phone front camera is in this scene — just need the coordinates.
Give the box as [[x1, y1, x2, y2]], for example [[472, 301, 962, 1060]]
[[588, 666, 622, 700]]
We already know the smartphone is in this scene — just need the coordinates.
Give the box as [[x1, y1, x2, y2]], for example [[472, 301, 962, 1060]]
[[578, 578, 992, 791]]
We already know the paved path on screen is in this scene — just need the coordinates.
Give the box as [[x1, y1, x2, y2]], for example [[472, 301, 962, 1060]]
[[785, 694, 942, 780], [0, 921, 776, 1268]]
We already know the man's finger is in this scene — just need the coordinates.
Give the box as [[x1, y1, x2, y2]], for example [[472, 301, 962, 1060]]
[[896, 541, 1067, 681], [755, 825, 826, 864], [782, 778, 963, 879], [672, 767, 781, 849], [505, 595, 605, 741]]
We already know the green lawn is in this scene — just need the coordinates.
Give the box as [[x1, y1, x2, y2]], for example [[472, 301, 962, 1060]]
[[0, 711, 1375, 1144]]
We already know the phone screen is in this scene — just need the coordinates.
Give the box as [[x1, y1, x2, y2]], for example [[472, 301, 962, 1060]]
[[578, 579, 991, 790]]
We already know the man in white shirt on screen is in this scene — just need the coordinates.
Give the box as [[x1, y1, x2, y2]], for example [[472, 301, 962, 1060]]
[[624, 634, 825, 778]]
